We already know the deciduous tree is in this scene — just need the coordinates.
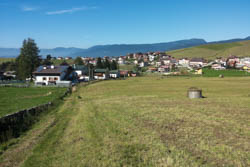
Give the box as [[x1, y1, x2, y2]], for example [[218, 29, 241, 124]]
[[16, 38, 41, 80], [74, 56, 84, 65]]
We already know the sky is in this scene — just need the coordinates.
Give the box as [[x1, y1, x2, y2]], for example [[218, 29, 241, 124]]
[[1, 0, 250, 49]]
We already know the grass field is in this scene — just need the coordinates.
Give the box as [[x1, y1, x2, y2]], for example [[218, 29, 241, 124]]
[[0, 87, 67, 117], [1, 77, 250, 166], [167, 40, 250, 60], [203, 68, 250, 77], [0, 58, 15, 64], [51, 59, 75, 65], [119, 64, 135, 71]]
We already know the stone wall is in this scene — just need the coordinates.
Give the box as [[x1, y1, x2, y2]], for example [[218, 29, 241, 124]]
[[0, 87, 71, 143], [0, 103, 51, 143]]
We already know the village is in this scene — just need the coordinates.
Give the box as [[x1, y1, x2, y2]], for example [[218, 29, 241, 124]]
[[1, 51, 250, 87], [27, 52, 250, 86], [2, 0, 250, 165]]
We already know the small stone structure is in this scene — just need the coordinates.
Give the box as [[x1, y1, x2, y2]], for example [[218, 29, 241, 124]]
[[187, 87, 202, 99], [219, 74, 224, 78]]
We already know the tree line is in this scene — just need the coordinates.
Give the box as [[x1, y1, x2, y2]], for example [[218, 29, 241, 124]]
[[74, 57, 118, 70], [96, 57, 118, 70]]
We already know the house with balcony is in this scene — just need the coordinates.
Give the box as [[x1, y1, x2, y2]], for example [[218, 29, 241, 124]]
[[178, 58, 190, 66], [33, 65, 72, 86], [189, 58, 207, 67], [94, 69, 109, 80]]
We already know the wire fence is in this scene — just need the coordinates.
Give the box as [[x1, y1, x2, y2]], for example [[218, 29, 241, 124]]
[[0, 80, 30, 87]]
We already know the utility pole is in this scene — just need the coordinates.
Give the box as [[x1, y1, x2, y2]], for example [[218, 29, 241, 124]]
[[92, 65, 94, 81], [88, 64, 90, 83]]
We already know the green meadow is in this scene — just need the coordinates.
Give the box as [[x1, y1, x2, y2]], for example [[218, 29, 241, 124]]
[[0, 87, 67, 117], [0, 58, 15, 64], [119, 64, 135, 71], [167, 40, 250, 60], [202, 68, 250, 77], [1, 77, 250, 167], [51, 59, 75, 65]]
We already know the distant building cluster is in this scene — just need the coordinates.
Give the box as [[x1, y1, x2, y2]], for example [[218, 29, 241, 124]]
[[117, 52, 250, 73], [31, 55, 139, 86], [2, 51, 250, 87]]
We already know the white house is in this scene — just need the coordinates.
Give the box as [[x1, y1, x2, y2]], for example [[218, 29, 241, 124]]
[[139, 61, 149, 68], [139, 62, 145, 67], [189, 58, 207, 67], [178, 59, 190, 66], [65, 57, 72, 60], [72, 64, 89, 76], [158, 65, 170, 73], [211, 63, 226, 70], [109, 70, 120, 78], [162, 59, 171, 65], [118, 57, 125, 65], [155, 61, 162, 67], [33, 65, 70, 86], [240, 57, 250, 67], [94, 69, 109, 80], [149, 54, 155, 62]]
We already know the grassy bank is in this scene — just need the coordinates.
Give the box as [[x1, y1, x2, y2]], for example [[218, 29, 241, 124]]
[[1, 77, 250, 166], [0, 87, 67, 117], [167, 40, 250, 60]]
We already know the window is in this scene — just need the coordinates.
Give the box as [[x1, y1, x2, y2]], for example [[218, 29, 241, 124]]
[[43, 77, 47, 81], [54, 77, 58, 80]]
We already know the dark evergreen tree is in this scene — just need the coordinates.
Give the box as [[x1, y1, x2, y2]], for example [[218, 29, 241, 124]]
[[74, 57, 84, 65], [87, 63, 94, 80], [96, 57, 104, 68], [0, 61, 16, 71], [42, 59, 52, 66], [111, 60, 118, 70], [103, 59, 111, 70], [46, 54, 52, 60], [16, 38, 41, 80]]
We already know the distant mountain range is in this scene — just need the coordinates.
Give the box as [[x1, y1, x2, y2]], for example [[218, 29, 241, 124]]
[[1, 36, 250, 58]]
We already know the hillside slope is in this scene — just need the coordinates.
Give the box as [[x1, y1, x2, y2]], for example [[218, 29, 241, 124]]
[[167, 40, 250, 60]]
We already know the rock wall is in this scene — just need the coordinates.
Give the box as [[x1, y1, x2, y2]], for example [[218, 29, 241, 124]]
[[0, 87, 71, 143]]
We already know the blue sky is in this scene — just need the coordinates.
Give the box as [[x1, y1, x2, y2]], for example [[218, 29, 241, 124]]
[[1, 0, 250, 48]]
